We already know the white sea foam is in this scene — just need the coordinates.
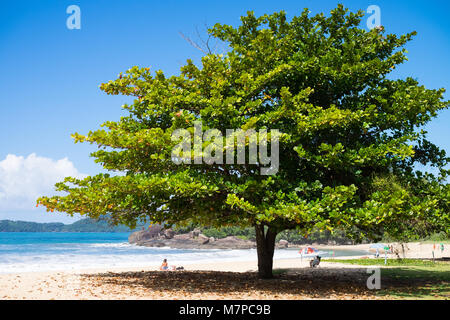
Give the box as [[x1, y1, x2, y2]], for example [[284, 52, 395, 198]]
[[0, 241, 303, 274], [0, 232, 368, 275]]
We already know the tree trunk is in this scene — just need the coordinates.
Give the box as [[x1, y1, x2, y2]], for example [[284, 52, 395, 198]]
[[255, 224, 278, 279]]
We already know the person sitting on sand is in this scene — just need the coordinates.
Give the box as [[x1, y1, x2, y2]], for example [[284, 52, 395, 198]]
[[160, 259, 183, 271], [160, 259, 169, 271], [310, 255, 321, 268]]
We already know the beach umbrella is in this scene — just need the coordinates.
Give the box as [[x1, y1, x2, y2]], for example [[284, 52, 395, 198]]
[[369, 243, 390, 253], [298, 246, 319, 255], [369, 243, 391, 265], [299, 246, 319, 263]]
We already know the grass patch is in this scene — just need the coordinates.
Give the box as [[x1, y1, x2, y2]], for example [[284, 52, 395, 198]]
[[380, 265, 450, 281], [325, 258, 450, 299], [378, 266, 450, 300], [324, 258, 446, 267], [377, 282, 449, 300]]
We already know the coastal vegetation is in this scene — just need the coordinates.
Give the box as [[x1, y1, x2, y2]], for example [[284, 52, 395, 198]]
[[0, 218, 144, 232], [181, 225, 449, 244], [3, 217, 446, 247], [175, 224, 357, 244], [38, 5, 449, 278]]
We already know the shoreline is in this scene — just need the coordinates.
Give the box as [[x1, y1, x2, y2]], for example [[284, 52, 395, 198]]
[[0, 242, 445, 275]]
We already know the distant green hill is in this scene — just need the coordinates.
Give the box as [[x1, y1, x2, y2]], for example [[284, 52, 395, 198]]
[[0, 218, 147, 232]]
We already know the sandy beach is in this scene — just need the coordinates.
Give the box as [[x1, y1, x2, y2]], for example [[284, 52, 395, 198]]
[[0, 242, 447, 300]]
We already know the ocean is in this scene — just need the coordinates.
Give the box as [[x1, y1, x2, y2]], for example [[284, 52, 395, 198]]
[[0, 232, 368, 274]]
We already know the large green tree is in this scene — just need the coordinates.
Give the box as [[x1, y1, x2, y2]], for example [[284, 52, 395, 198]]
[[38, 5, 449, 278]]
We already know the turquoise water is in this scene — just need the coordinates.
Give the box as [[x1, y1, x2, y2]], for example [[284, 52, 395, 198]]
[[0, 232, 246, 273], [0, 233, 368, 273], [0, 232, 130, 245]]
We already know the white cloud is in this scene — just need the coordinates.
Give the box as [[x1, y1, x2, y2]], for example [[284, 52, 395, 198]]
[[0, 154, 86, 212]]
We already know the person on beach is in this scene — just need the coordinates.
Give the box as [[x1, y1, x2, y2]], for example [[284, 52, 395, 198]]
[[375, 249, 380, 258], [160, 259, 182, 271], [160, 259, 169, 271]]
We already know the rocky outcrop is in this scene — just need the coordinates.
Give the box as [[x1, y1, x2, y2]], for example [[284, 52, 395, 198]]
[[278, 239, 289, 248], [163, 229, 176, 239], [129, 228, 291, 250], [211, 236, 256, 249], [128, 225, 163, 243]]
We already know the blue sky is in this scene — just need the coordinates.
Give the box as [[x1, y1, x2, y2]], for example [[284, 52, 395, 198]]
[[0, 0, 449, 223]]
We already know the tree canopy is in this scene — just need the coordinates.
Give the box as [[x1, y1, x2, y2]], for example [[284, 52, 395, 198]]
[[38, 5, 449, 278]]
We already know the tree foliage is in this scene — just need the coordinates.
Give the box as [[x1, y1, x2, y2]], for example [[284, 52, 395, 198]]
[[38, 5, 449, 277]]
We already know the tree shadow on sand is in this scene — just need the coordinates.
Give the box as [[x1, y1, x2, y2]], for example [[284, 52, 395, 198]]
[[81, 268, 380, 299]]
